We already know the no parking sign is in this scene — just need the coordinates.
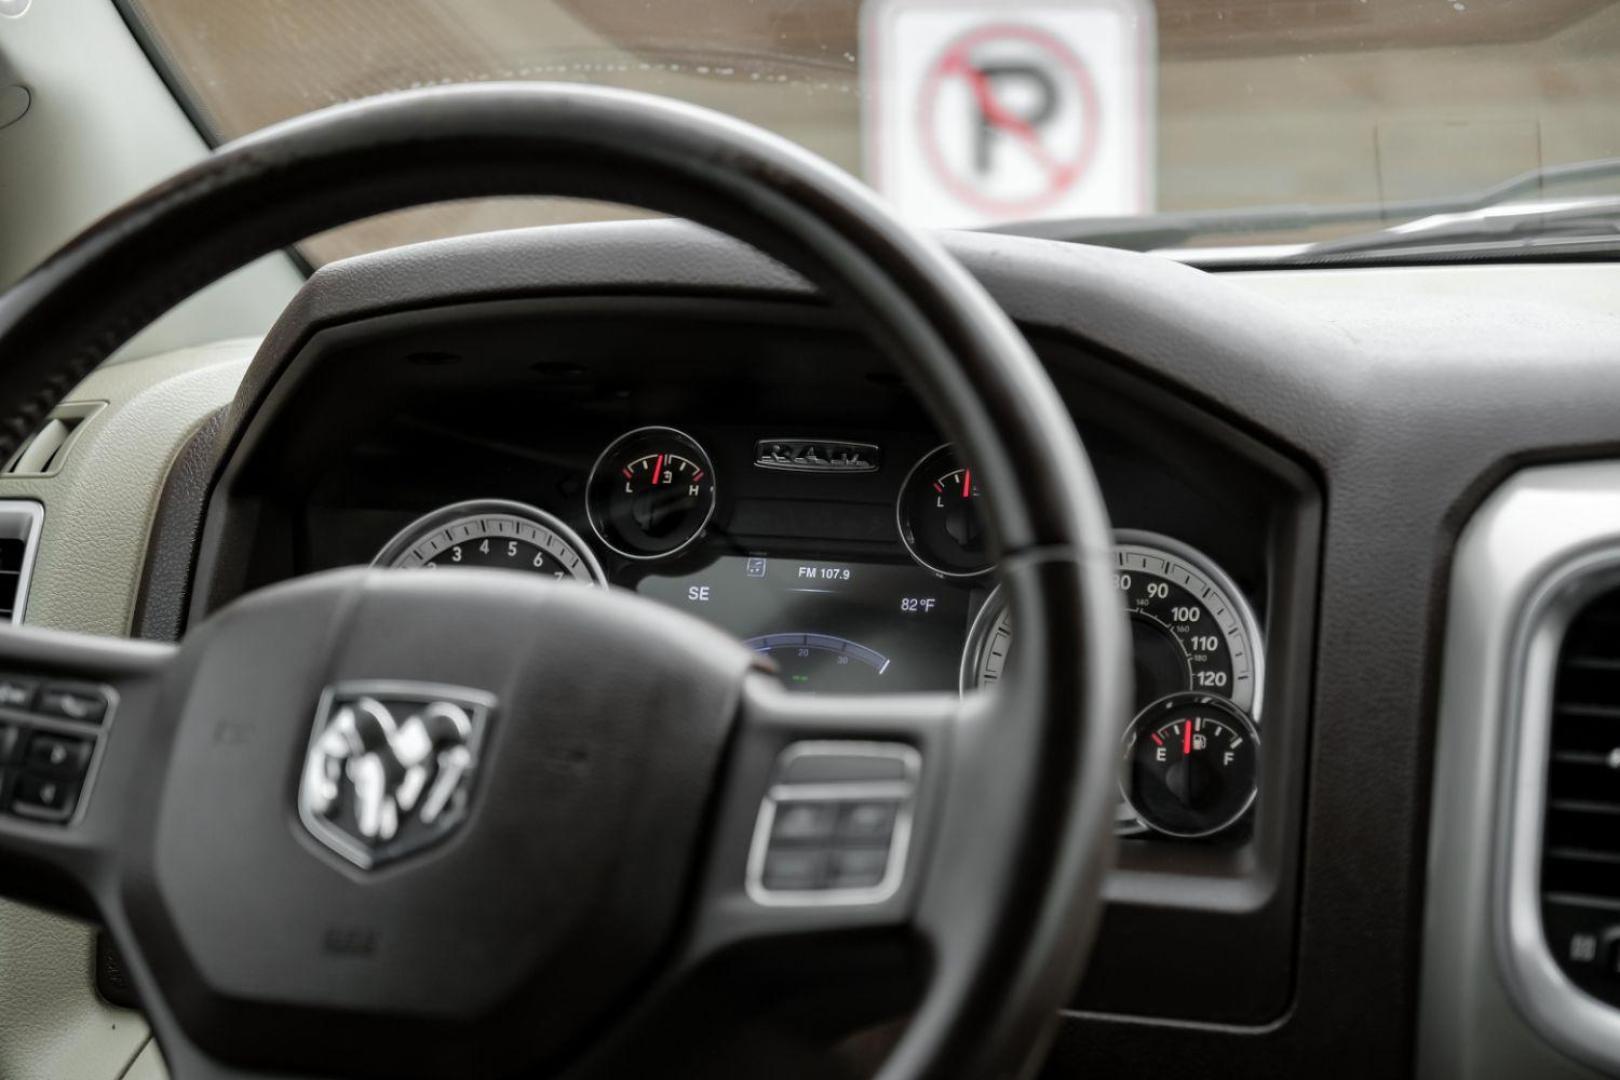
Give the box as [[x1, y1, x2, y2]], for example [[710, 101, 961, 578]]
[[862, 0, 1154, 227]]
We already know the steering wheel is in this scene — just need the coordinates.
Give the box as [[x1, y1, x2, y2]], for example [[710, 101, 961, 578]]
[[0, 85, 1127, 1079]]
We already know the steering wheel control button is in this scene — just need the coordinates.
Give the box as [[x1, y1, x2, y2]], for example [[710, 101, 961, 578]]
[[10, 772, 77, 821], [762, 848, 829, 891], [38, 684, 109, 724], [25, 733, 91, 778], [0, 723, 19, 763], [0, 676, 38, 712], [838, 800, 900, 844], [828, 847, 890, 889], [748, 741, 920, 906], [770, 800, 838, 843]]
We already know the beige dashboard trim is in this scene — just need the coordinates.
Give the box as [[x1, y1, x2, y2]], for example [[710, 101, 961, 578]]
[[0, 338, 255, 1080]]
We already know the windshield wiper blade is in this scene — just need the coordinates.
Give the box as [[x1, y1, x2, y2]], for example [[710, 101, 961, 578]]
[[990, 156, 1620, 252], [1283, 195, 1620, 260]]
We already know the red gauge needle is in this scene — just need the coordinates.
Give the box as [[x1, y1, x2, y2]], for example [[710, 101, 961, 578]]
[[1182, 719, 1193, 756], [652, 453, 664, 484], [962, 468, 973, 499]]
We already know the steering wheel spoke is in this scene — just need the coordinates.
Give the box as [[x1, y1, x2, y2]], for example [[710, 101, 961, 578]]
[[0, 624, 174, 917]]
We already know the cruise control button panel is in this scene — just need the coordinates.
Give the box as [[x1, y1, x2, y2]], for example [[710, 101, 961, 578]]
[[748, 741, 920, 905], [0, 676, 111, 826]]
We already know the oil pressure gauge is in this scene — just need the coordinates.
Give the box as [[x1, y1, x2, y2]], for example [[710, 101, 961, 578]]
[[1122, 692, 1259, 838]]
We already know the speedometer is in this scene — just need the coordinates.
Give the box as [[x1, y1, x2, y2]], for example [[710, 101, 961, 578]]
[[961, 530, 1263, 829], [374, 499, 607, 586], [962, 530, 1261, 715]]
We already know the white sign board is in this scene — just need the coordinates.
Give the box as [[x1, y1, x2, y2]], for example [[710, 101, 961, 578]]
[[861, 0, 1155, 227]]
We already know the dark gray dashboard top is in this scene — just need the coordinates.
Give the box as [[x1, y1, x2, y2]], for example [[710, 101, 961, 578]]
[[214, 220, 1620, 1078]]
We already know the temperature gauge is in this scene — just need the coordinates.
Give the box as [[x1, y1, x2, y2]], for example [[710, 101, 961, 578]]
[[586, 426, 717, 560], [896, 444, 990, 577], [1122, 692, 1259, 838]]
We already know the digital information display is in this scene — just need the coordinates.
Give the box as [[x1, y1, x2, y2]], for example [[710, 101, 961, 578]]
[[636, 556, 978, 693]]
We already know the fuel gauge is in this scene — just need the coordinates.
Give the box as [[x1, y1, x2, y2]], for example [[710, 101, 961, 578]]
[[586, 426, 717, 560], [1122, 692, 1259, 839]]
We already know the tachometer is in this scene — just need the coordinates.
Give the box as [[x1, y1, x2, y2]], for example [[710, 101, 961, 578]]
[[374, 498, 606, 585]]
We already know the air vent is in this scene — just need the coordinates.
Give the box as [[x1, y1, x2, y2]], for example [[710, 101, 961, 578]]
[[0, 502, 43, 624], [1541, 585, 1620, 1003], [2, 403, 100, 477]]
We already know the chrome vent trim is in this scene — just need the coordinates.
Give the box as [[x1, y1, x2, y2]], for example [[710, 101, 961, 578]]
[[1419, 465, 1620, 1078], [1499, 545, 1620, 1074], [1541, 591, 1620, 906]]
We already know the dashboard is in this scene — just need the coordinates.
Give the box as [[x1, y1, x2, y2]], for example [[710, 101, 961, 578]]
[[16, 220, 1616, 1080], [160, 253, 1320, 1039]]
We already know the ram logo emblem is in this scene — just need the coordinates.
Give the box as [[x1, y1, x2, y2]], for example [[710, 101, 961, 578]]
[[297, 683, 494, 869]]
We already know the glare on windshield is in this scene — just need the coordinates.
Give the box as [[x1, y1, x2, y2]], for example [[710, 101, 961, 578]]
[[124, 0, 1620, 263]]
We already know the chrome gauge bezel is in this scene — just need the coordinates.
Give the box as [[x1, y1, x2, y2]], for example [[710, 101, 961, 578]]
[[895, 443, 993, 579], [1118, 691, 1262, 840], [373, 498, 607, 586], [585, 425, 718, 562]]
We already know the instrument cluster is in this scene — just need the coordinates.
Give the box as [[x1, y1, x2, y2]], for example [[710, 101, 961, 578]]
[[371, 425, 1267, 842]]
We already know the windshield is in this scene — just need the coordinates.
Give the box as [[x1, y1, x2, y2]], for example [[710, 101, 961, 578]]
[[122, 0, 1620, 266]]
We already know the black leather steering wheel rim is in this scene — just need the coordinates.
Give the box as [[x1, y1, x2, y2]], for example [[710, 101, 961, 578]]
[[0, 84, 1127, 1080]]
